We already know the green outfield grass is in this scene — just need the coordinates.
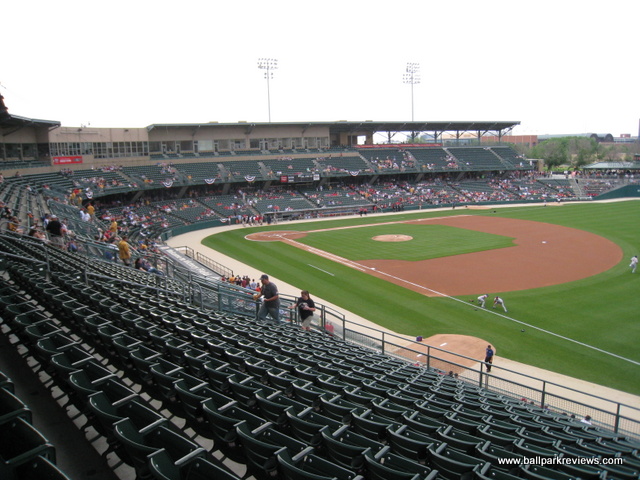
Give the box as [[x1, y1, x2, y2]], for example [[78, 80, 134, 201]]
[[202, 201, 640, 395]]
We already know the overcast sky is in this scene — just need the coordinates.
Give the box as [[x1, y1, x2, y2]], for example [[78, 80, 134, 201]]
[[3, 0, 639, 137]]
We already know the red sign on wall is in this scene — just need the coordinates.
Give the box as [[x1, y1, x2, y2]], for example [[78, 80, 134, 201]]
[[52, 156, 83, 165]]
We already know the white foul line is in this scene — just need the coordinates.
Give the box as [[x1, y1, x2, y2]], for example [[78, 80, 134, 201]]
[[307, 264, 335, 276]]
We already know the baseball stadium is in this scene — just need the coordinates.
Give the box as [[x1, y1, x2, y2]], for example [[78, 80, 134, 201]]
[[1, 92, 640, 480]]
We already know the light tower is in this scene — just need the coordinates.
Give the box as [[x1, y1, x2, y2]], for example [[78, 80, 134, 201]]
[[257, 58, 278, 122], [403, 62, 420, 122]]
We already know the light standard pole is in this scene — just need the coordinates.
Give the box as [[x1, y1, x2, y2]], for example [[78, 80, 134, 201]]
[[403, 62, 420, 122], [257, 58, 278, 122]]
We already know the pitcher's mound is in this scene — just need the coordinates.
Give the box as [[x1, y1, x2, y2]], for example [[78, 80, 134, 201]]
[[373, 234, 413, 242]]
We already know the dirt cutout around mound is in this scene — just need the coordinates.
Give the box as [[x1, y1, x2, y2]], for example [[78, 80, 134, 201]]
[[373, 234, 413, 242], [390, 333, 487, 375], [246, 216, 623, 297]]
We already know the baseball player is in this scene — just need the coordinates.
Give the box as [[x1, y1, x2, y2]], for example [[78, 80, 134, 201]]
[[630, 255, 638, 274], [477, 294, 488, 308], [493, 296, 507, 312]]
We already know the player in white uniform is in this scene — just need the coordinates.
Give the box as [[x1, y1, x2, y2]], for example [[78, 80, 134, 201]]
[[630, 255, 638, 273], [493, 296, 507, 312], [477, 294, 488, 308]]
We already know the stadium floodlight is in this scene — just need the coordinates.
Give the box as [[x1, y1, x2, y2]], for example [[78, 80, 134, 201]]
[[403, 62, 421, 122], [257, 58, 278, 123]]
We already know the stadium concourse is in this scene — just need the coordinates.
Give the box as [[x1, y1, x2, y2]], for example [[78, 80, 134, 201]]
[[166, 203, 640, 412]]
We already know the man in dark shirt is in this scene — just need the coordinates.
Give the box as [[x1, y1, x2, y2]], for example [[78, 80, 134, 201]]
[[256, 274, 280, 321], [45, 214, 64, 248]]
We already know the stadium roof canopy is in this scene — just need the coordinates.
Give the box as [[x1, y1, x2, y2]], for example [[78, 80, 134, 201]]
[[584, 161, 640, 170], [0, 94, 60, 134], [148, 120, 520, 138]]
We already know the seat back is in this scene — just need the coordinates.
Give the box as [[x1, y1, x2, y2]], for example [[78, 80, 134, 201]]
[[278, 449, 361, 480], [0, 417, 56, 473], [363, 448, 436, 480], [13, 454, 72, 480], [236, 422, 308, 480]]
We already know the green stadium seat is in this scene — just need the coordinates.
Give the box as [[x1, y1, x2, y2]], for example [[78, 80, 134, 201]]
[[473, 462, 524, 480], [112, 418, 205, 480], [129, 345, 163, 385], [444, 411, 481, 433], [370, 398, 408, 421], [13, 455, 72, 480], [0, 387, 32, 424], [255, 391, 306, 429], [321, 425, 385, 472], [351, 409, 401, 443], [483, 415, 520, 434], [202, 399, 265, 461], [0, 417, 56, 478], [147, 447, 241, 480], [387, 424, 435, 463], [363, 447, 437, 480], [474, 441, 523, 472], [402, 411, 446, 436], [515, 427, 556, 447], [203, 362, 245, 395], [49, 346, 94, 377], [436, 425, 483, 454], [236, 421, 311, 480], [475, 424, 518, 448], [286, 408, 343, 447], [174, 378, 235, 438], [601, 461, 640, 480], [86, 391, 167, 464], [277, 449, 362, 480], [519, 464, 580, 480], [427, 442, 486, 480], [513, 439, 558, 458], [228, 376, 277, 409], [291, 381, 332, 408], [318, 395, 365, 424]]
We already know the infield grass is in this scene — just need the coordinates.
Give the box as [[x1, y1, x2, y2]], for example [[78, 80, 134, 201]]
[[297, 223, 515, 261], [202, 201, 640, 395]]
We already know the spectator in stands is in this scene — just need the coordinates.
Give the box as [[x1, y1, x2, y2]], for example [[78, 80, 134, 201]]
[[86, 202, 95, 221], [134, 256, 163, 275], [254, 274, 280, 321], [45, 214, 65, 248], [484, 345, 495, 373], [7, 216, 21, 233], [118, 236, 132, 266], [67, 237, 78, 253], [290, 290, 316, 331], [104, 237, 118, 261], [1, 204, 12, 220], [581, 415, 592, 425], [28, 225, 46, 241]]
